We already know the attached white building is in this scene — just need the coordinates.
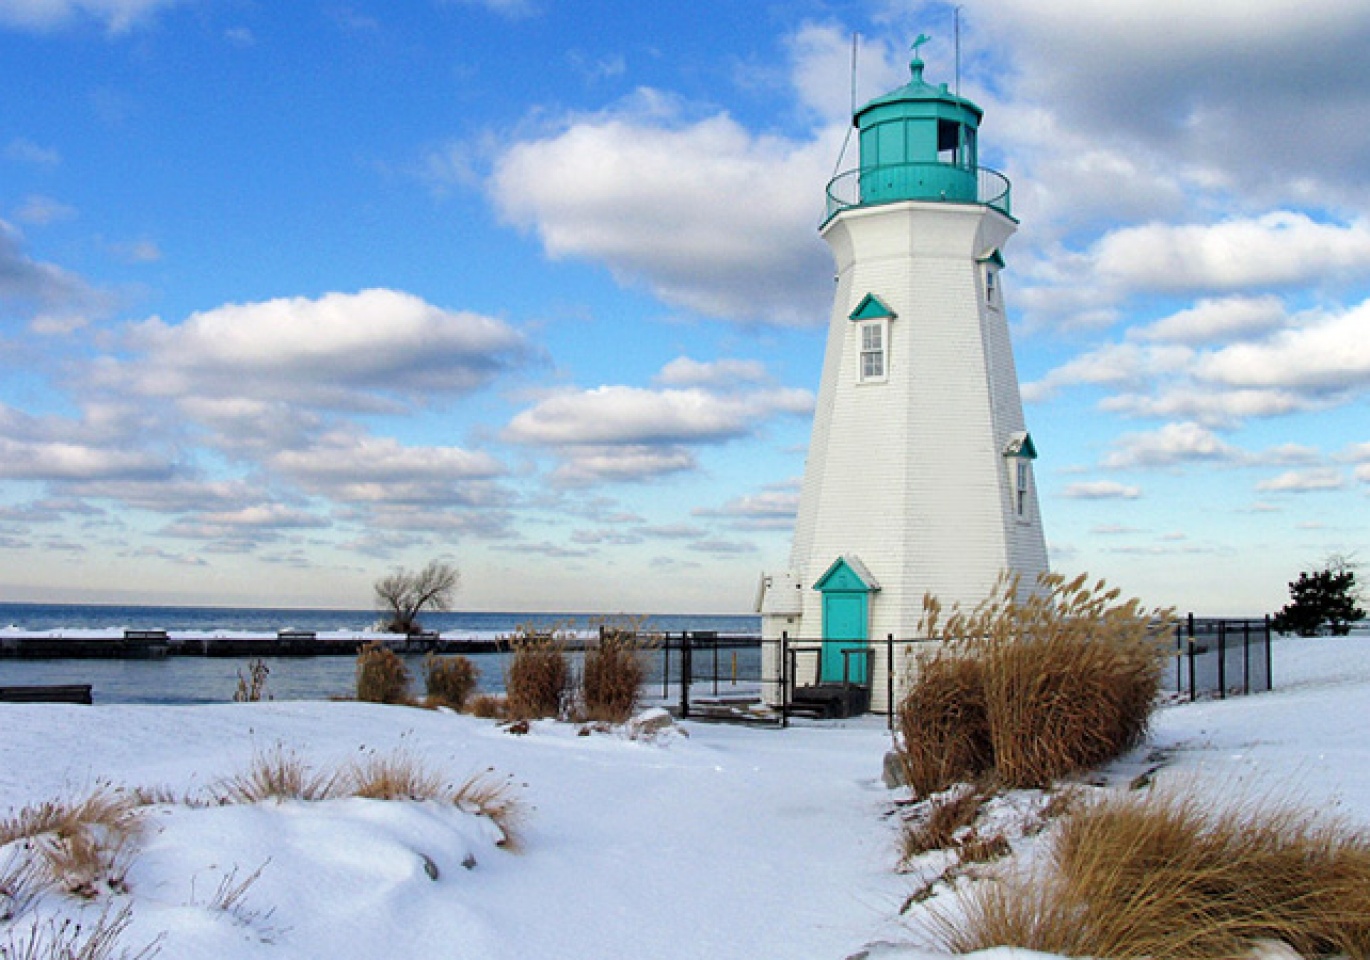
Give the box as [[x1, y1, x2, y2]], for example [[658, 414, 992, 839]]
[[758, 49, 1048, 714]]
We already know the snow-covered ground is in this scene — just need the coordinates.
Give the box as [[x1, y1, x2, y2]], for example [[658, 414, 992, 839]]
[[1, 631, 1367, 960]]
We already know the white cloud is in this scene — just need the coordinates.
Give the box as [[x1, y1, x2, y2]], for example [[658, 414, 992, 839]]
[[440, 0, 536, 18], [505, 385, 811, 447], [1256, 469, 1346, 493], [1201, 300, 1370, 393], [1356, 464, 1370, 484], [1102, 422, 1242, 470], [1139, 296, 1287, 346], [109, 289, 527, 410], [489, 94, 837, 325], [268, 431, 507, 507], [966, 0, 1370, 206], [655, 357, 769, 388], [0, 220, 104, 320], [1091, 214, 1370, 296], [1061, 481, 1142, 500], [694, 487, 800, 529], [0, 0, 184, 34]]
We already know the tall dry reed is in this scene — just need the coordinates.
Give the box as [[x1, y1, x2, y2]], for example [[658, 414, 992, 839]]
[[355, 641, 411, 704], [932, 788, 1370, 959], [504, 628, 570, 719], [896, 573, 1170, 793], [423, 654, 478, 710], [579, 630, 646, 722]]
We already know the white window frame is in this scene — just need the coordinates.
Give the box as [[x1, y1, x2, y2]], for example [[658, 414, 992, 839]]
[[858, 319, 888, 383], [985, 265, 999, 308], [1014, 458, 1031, 518]]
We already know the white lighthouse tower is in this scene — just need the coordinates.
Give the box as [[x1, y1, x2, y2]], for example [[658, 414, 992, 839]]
[[758, 42, 1048, 714]]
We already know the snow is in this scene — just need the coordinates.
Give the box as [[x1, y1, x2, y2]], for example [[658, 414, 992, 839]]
[[2, 631, 1368, 959]]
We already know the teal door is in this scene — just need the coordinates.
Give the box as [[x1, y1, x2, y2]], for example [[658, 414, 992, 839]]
[[821, 592, 869, 684]]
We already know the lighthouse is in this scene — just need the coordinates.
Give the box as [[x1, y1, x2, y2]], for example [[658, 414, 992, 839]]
[[758, 41, 1048, 714]]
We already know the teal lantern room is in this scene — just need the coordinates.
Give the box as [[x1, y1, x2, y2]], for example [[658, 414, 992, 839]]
[[824, 38, 1011, 223]]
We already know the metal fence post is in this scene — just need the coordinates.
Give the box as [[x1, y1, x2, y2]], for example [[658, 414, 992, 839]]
[[662, 633, 671, 700], [1242, 620, 1251, 695], [780, 631, 789, 729], [1187, 614, 1196, 703], [1217, 621, 1227, 700], [679, 632, 692, 719], [1264, 614, 1273, 691], [886, 633, 895, 730]]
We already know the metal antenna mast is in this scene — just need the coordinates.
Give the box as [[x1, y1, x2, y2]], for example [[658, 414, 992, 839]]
[[954, 6, 963, 97]]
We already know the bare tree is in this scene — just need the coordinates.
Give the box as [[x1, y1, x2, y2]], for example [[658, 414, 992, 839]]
[[374, 560, 460, 634]]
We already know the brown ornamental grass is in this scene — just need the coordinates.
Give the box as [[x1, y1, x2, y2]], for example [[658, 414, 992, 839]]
[[932, 788, 1370, 959], [896, 572, 1172, 794]]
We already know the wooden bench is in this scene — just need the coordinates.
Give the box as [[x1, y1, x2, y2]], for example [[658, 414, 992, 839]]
[[0, 684, 93, 704]]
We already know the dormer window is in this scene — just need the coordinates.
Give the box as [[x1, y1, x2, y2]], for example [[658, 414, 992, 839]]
[[849, 293, 896, 385], [1003, 431, 1038, 521], [980, 249, 1006, 311]]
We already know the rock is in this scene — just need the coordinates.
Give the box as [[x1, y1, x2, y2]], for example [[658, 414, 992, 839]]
[[626, 707, 675, 739], [882, 750, 906, 789]]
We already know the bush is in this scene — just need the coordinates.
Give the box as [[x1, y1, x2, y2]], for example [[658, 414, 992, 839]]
[[895, 650, 992, 796], [504, 629, 570, 720], [355, 641, 411, 704], [579, 631, 646, 722], [895, 573, 1169, 792], [468, 693, 507, 719], [423, 654, 478, 710], [932, 789, 1370, 959]]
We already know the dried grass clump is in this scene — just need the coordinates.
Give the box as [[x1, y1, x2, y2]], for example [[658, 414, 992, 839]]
[[233, 658, 271, 703], [932, 788, 1370, 959], [0, 789, 143, 901], [896, 650, 992, 797], [467, 694, 507, 719], [897, 573, 1170, 793], [504, 627, 570, 720], [355, 641, 411, 705], [452, 771, 524, 851], [211, 744, 340, 803], [423, 654, 479, 710], [900, 785, 988, 864], [347, 751, 446, 802], [579, 630, 646, 722]]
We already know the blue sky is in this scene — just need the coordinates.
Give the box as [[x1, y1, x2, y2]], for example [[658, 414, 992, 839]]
[[1, 0, 1367, 616]]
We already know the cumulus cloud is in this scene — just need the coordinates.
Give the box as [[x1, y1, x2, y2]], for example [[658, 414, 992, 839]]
[[1256, 469, 1346, 493], [504, 380, 811, 485], [1138, 296, 1287, 346], [0, 403, 173, 483], [0, 220, 105, 324], [655, 356, 769, 388], [267, 430, 508, 507], [481, 25, 893, 329], [694, 487, 799, 529], [1102, 422, 1242, 470], [966, 0, 1370, 206], [1061, 481, 1142, 500], [505, 385, 812, 447], [0, 0, 184, 34], [1090, 214, 1370, 296], [107, 289, 527, 411], [1201, 300, 1370, 394], [489, 94, 836, 325]]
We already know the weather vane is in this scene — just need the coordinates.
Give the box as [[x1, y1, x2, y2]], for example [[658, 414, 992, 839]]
[[911, 33, 931, 60]]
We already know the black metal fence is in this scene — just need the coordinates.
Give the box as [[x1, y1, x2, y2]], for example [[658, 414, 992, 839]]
[[648, 616, 1273, 724], [1168, 615, 1272, 700]]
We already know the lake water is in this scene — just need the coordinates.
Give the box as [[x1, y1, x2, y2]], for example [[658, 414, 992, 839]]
[[0, 602, 761, 705]]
